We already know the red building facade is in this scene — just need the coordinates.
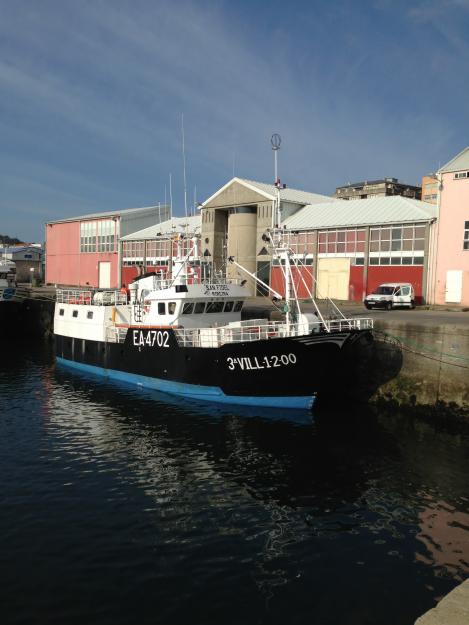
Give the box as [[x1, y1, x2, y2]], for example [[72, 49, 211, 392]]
[[45, 205, 170, 288]]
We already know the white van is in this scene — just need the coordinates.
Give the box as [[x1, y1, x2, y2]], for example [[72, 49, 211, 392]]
[[364, 282, 415, 310]]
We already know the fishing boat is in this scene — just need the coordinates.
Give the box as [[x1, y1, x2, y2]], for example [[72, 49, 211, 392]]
[[54, 228, 373, 410]]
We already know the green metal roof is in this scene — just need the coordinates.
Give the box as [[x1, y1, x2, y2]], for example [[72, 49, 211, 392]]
[[121, 215, 201, 241], [283, 195, 437, 230], [439, 146, 469, 173]]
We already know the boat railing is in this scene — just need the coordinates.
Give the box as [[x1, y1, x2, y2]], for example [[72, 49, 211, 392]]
[[56, 289, 128, 306], [144, 276, 246, 291], [173, 317, 373, 348]]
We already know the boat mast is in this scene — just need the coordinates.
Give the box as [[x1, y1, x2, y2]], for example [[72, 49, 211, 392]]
[[271, 133, 281, 228], [271, 133, 295, 330]]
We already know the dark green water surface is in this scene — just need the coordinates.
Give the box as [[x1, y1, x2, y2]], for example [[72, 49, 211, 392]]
[[1, 341, 468, 625]]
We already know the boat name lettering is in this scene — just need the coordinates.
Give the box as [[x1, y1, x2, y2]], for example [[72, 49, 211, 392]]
[[203, 284, 229, 296], [226, 353, 297, 371], [132, 329, 169, 348]]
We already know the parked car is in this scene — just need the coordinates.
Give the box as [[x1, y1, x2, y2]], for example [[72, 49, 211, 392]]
[[364, 282, 415, 310]]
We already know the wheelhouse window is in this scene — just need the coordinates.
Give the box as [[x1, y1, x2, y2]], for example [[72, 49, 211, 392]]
[[464, 221, 469, 250], [234, 301, 243, 312], [224, 301, 234, 312], [182, 302, 194, 314], [168, 302, 176, 315], [194, 302, 205, 314], [158, 303, 166, 315], [206, 301, 224, 313]]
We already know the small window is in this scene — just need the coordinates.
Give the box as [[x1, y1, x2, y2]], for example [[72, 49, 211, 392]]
[[464, 221, 469, 250], [224, 301, 234, 312], [72, 310, 78, 318], [413, 257, 424, 265], [234, 301, 243, 312], [59, 308, 64, 316], [401, 286, 410, 296], [168, 302, 176, 315], [158, 302, 166, 315], [380, 257, 390, 265], [87, 311, 93, 319], [206, 301, 224, 313], [194, 302, 205, 314], [182, 302, 194, 314], [402, 256, 413, 265], [391, 257, 401, 265]]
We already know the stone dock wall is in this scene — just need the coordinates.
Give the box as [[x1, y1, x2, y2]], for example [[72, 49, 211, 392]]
[[367, 319, 469, 415]]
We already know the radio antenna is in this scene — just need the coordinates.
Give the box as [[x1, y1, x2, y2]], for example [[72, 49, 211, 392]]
[[181, 113, 188, 219], [169, 172, 173, 220], [271, 133, 282, 227]]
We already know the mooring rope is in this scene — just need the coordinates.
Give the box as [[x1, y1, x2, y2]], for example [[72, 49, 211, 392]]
[[373, 329, 469, 369]]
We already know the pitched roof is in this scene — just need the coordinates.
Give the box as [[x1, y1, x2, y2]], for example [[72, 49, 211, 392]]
[[2, 245, 43, 254], [121, 215, 201, 241], [283, 195, 437, 230], [201, 177, 333, 208], [439, 146, 469, 173], [239, 179, 333, 205], [48, 204, 170, 224]]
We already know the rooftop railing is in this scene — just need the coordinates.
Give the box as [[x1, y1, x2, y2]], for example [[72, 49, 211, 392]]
[[56, 289, 128, 306]]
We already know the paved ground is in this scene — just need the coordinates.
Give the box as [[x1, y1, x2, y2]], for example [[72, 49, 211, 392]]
[[337, 304, 469, 327], [244, 297, 469, 327]]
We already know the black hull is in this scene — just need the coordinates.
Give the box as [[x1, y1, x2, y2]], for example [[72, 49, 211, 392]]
[[55, 328, 370, 408]]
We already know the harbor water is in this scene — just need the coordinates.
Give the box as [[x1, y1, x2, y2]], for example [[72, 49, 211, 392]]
[[1, 340, 469, 625]]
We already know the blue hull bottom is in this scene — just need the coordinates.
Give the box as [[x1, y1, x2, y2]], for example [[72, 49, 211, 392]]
[[56, 357, 316, 410]]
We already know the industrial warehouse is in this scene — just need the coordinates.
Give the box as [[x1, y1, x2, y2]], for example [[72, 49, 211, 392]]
[[45, 145, 469, 307]]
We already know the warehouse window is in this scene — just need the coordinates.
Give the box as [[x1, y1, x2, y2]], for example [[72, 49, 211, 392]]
[[97, 220, 116, 252], [80, 219, 117, 253], [369, 224, 425, 265], [464, 221, 469, 250], [80, 221, 97, 253], [454, 171, 469, 179], [317, 228, 366, 256]]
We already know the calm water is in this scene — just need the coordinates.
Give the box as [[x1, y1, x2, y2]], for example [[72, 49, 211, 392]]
[[1, 341, 469, 625]]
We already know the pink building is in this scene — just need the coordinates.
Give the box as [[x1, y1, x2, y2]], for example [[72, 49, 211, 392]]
[[46, 205, 170, 288], [427, 147, 469, 306]]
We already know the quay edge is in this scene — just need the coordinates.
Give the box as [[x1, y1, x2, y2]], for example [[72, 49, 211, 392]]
[[415, 579, 469, 625]]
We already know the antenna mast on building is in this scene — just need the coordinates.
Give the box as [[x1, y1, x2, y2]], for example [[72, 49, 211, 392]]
[[169, 173, 173, 221], [181, 113, 188, 219], [271, 133, 282, 227]]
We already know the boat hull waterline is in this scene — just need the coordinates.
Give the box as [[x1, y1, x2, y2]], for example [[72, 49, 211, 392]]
[[55, 328, 362, 410]]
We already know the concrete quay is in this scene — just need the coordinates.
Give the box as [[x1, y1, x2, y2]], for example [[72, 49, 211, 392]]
[[415, 579, 469, 625], [243, 298, 469, 415]]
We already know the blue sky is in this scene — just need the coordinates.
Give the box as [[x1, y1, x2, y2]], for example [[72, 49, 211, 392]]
[[1, 0, 469, 241]]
